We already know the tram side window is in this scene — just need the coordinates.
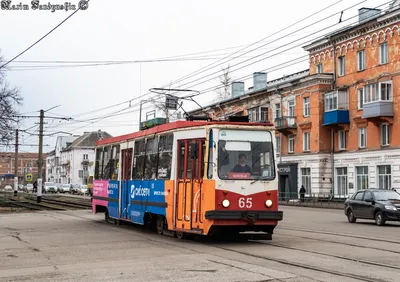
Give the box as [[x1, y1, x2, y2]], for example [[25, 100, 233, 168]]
[[201, 141, 206, 178], [133, 139, 146, 179], [207, 130, 213, 179], [109, 145, 120, 180], [178, 141, 185, 179], [144, 138, 158, 179], [102, 146, 112, 179], [157, 134, 173, 179], [95, 148, 104, 179]]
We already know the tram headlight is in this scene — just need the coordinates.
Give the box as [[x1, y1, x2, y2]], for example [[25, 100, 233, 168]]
[[222, 199, 230, 208], [265, 199, 273, 207]]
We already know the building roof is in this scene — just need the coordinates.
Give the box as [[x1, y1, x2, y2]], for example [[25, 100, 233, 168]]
[[188, 69, 310, 115], [63, 131, 113, 151], [303, 5, 400, 51]]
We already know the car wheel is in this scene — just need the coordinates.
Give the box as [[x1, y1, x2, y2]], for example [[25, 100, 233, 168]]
[[347, 209, 356, 223], [374, 211, 386, 226]]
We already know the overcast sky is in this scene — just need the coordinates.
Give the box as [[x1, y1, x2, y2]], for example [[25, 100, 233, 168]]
[[0, 0, 386, 153]]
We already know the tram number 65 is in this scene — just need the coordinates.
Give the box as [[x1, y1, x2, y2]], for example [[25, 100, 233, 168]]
[[238, 197, 252, 208]]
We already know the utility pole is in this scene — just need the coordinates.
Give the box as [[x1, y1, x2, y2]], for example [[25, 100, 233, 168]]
[[37, 109, 44, 203], [14, 129, 18, 197]]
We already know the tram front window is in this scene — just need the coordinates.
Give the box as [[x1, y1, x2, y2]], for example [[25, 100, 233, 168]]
[[217, 130, 275, 180]]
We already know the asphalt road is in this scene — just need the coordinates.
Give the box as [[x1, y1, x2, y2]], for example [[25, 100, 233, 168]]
[[0, 206, 399, 282]]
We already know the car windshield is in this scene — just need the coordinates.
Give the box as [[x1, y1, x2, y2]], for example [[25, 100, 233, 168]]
[[218, 129, 275, 180], [372, 190, 400, 201]]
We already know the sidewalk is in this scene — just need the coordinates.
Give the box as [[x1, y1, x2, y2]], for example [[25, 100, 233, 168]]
[[278, 201, 344, 210]]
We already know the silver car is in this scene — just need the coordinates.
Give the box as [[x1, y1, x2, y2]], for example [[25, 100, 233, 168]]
[[59, 184, 71, 193], [44, 182, 58, 193]]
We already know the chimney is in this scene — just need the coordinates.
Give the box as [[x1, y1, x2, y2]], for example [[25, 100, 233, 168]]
[[231, 81, 245, 98], [253, 72, 267, 91], [358, 8, 381, 23]]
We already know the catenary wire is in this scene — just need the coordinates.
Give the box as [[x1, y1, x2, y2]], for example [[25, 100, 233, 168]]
[[0, 0, 89, 69]]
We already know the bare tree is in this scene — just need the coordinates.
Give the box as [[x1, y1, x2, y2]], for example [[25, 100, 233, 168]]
[[214, 64, 232, 102], [0, 52, 23, 145]]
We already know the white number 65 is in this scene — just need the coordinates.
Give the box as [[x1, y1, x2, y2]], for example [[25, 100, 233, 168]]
[[238, 197, 252, 208]]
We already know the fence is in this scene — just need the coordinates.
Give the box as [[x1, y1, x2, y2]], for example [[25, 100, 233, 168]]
[[278, 192, 346, 209]]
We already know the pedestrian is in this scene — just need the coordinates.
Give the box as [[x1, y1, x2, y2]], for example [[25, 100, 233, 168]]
[[299, 185, 306, 203], [33, 180, 37, 193]]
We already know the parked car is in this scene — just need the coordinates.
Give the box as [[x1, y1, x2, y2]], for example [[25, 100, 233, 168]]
[[44, 182, 58, 193], [4, 185, 13, 191], [79, 185, 88, 195], [70, 184, 81, 194], [345, 188, 400, 226], [59, 184, 71, 193], [24, 184, 34, 193]]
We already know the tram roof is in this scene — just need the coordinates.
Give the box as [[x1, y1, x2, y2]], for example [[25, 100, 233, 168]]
[[96, 120, 273, 146]]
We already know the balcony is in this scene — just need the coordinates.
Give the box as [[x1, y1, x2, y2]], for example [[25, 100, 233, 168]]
[[323, 89, 349, 126], [275, 116, 297, 135], [323, 110, 350, 126], [362, 101, 393, 120]]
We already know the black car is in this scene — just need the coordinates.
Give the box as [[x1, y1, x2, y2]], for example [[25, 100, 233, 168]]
[[344, 189, 400, 226]]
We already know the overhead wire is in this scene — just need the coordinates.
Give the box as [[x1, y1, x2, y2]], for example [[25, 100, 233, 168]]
[[44, 0, 351, 125], [0, 0, 89, 69], [22, 0, 388, 136]]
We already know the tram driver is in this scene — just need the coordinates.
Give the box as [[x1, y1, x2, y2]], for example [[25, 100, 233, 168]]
[[231, 154, 251, 173]]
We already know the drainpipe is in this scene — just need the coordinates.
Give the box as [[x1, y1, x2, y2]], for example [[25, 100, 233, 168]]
[[330, 38, 336, 197]]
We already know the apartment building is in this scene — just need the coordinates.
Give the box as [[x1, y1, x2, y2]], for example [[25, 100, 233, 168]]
[[303, 5, 400, 196], [0, 152, 46, 185], [189, 3, 400, 198], [46, 131, 112, 184]]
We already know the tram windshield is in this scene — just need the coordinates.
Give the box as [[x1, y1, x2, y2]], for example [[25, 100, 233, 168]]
[[217, 129, 275, 180]]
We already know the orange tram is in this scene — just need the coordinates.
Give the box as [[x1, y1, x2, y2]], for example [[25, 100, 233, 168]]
[[92, 115, 283, 240]]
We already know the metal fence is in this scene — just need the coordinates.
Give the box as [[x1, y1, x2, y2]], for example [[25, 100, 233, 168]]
[[278, 192, 346, 209]]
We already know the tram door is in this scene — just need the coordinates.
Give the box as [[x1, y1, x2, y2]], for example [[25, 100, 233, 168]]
[[121, 148, 133, 219], [175, 139, 205, 231]]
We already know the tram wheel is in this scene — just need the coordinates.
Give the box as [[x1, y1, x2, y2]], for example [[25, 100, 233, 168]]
[[156, 216, 165, 235], [176, 231, 185, 240], [105, 210, 110, 223]]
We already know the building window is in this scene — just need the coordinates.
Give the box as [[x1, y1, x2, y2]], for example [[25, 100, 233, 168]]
[[356, 166, 368, 191], [303, 97, 310, 116], [336, 167, 348, 196], [248, 107, 258, 122], [316, 63, 322, 73], [275, 103, 281, 119], [288, 135, 295, 153], [381, 124, 389, 146], [377, 165, 391, 190], [358, 89, 364, 109], [379, 42, 388, 64], [357, 50, 365, 71], [301, 168, 311, 194], [248, 107, 269, 122], [363, 81, 392, 103], [324, 91, 338, 112], [338, 56, 346, 76], [338, 130, 346, 150], [358, 127, 366, 148], [83, 154, 88, 160], [276, 136, 281, 155], [303, 132, 310, 152]]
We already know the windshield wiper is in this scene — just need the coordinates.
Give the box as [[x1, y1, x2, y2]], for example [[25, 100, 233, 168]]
[[251, 176, 269, 184]]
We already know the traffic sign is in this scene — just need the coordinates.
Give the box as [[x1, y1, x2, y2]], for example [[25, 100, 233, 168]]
[[26, 174, 33, 182]]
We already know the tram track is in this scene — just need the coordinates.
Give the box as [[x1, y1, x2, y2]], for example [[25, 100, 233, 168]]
[[275, 232, 400, 255], [23, 196, 91, 209], [252, 240, 400, 271], [213, 245, 390, 282], [278, 226, 400, 244]]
